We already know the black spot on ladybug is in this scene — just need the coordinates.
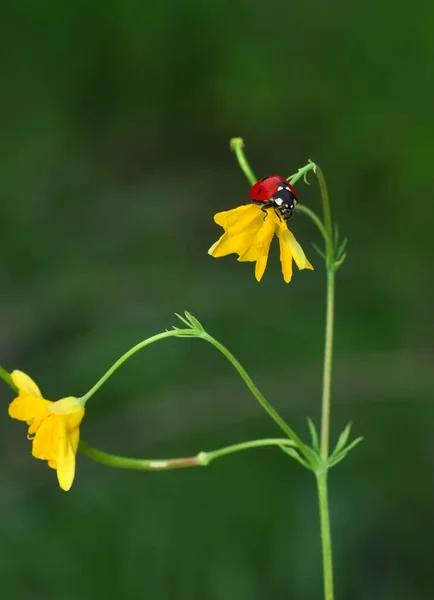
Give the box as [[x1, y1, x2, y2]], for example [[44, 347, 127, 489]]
[[257, 188, 263, 194]]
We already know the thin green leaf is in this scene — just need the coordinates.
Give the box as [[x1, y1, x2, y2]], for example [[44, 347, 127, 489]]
[[327, 453, 347, 468], [333, 252, 347, 271], [174, 313, 191, 327], [279, 445, 312, 470], [184, 311, 204, 332], [328, 437, 363, 468], [312, 242, 326, 261], [342, 436, 364, 454], [337, 237, 348, 258], [331, 422, 352, 457], [307, 418, 319, 452]]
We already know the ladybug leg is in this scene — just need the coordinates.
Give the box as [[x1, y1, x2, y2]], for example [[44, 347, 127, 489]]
[[245, 199, 275, 220], [260, 201, 277, 220], [273, 208, 283, 221]]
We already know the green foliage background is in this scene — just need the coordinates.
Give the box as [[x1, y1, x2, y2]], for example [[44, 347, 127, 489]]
[[1, 1, 434, 598]]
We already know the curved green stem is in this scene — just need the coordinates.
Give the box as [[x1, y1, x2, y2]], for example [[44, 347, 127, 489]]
[[203, 438, 295, 464], [287, 160, 317, 187], [202, 333, 306, 450], [80, 330, 182, 404], [230, 138, 257, 185], [79, 438, 296, 470], [79, 441, 204, 470], [296, 204, 328, 245]]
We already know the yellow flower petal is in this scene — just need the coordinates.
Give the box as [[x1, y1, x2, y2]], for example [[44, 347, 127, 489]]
[[209, 219, 262, 261], [214, 205, 263, 235], [237, 241, 258, 262], [254, 212, 276, 281], [56, 420, 78, 492], [278, 223, 313, 271], [278, 227, 294, 283], [11, 370, 43, 398], [32, 409, 83, 490], [32, 415, 61, 461], [8, 393, 52, 424]]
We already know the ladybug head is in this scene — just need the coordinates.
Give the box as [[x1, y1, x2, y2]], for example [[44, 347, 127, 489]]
[[272, 185, 297, 220]]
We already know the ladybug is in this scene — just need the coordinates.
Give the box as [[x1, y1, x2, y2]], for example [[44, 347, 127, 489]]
[[247, 175, 298, 220]]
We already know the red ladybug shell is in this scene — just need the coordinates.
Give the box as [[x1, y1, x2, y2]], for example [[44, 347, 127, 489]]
[[249, 175, 297, 202]]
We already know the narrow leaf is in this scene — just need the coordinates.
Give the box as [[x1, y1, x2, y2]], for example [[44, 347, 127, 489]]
[[184, 311, 205, 332], [337, 237, 348, 257], [333, 252, 347, 271], [312, 242, 326, 261], [175, 313, 191, 327], [331, 422, 352, 457], [307, 418, 319, 452], [328, 437, 363, 468], [342, 436, 364, 454], [279, 445, 312, 470]]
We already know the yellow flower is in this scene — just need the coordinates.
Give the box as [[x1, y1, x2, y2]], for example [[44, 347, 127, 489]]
[[208, 204, 313, 283], [8, 370, 85, 491]]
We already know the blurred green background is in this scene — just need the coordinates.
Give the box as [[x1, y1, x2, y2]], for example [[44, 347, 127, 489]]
[[1, 1, 434, 598]]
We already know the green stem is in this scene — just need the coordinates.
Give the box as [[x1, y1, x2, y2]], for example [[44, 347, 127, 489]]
[[316, 166, 333, 245], [296, 204, 328, 245], [320, 271, 335, 461], [203, 437, 295, 464], [81, 325, 308, 455], [315, 168, 335, 600], [79, 438, 295, 470], [80, 330, 182, 404], [202, 333, 306, 450], [79, 441, 204, 470], [316, 471, 334, 600], [230, 137, 257, 185], [287, 160, 317, 187], [0, 366, 18, 393]]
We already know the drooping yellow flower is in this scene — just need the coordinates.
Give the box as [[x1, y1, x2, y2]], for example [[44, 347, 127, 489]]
[[208, 204, 313, 282], [8, 370, 85, 491]]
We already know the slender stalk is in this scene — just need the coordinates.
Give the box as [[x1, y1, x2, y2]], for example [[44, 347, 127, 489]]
[[230, 138, 257, 185], [78, 438, 295, 470], [316, 471, 334, 600], [79, 441, 203, 470], [296, 204, 328, 245], [320, 271, 335, 460], [203, 333, 307, 451], [80, 330, 182, 404], [316, 166, 333, 243], [287, 160, 317, 186], [0, 365, 18, 393], [204, 438, 295, 463], [315, 167, 335, 600]]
